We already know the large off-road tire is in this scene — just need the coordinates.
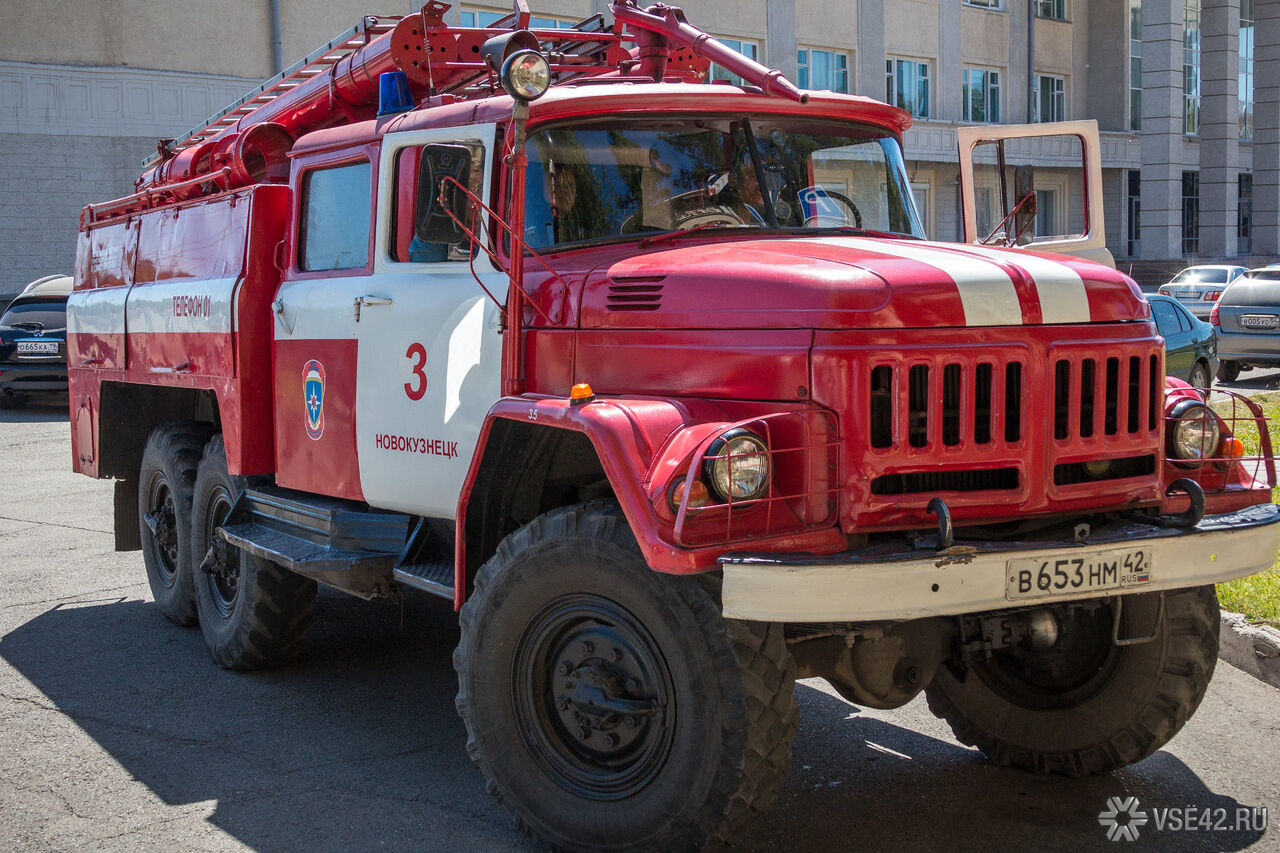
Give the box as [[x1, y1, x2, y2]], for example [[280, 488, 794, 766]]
[[1217, 360, 1241, 383], [191, 435, 316, 669], [454, 502, 798, 852], [138, 422, 213, 626], [926, 586, 1220, 776]]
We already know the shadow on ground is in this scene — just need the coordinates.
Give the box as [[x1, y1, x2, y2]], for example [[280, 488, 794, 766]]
[[0, 397, 68, 424], [0, 590, 1265, 852]]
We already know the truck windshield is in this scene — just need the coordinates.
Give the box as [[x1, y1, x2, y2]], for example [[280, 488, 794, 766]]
[[523, 115, 923, 249]]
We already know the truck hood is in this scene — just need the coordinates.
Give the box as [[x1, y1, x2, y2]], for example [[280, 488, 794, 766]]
[[578, 235, 1149, 330]]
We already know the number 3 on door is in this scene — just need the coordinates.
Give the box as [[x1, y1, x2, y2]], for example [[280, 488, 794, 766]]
[[405, 342, 428, 400]]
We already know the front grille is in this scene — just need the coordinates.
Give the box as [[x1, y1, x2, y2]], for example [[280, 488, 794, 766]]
[[870, 467, 1019, 496], [868, 358, 1023, 450], [1053, 454, 1156, 486], [1052, 354, 1159, 441]]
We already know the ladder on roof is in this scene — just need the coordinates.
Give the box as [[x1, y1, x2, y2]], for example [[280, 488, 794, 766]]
[[140, 16, 403, 169]]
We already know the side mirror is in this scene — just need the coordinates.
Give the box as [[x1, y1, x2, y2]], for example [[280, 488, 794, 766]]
[[1012, 164, 1037, 245], [416, 143, 473, 245]]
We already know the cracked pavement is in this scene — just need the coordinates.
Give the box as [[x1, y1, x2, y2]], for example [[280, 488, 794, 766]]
[[0, 403, 1277, 852]]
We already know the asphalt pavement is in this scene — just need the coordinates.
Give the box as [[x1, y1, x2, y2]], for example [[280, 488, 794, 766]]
[[0, 402, 1276, 852]]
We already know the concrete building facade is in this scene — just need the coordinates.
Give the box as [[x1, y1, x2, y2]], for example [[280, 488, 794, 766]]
[[0, 0, 1273, 296]]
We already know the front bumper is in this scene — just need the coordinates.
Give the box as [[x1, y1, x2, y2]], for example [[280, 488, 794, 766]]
[[720, 503, 1280, 622]]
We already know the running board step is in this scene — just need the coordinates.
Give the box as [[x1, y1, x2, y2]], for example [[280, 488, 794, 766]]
[[216, 487, 411, 599], [393, 561, 455, 601]]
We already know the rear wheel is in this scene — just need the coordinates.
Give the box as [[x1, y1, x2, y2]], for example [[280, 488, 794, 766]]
[[138, 422, 212, 625], [455, 502, 798, 851], [926, 587, 1219, 776], [192, 435, 315, 669], [1188, 360, 1211, 390], [1217, 360, 1241, 382]]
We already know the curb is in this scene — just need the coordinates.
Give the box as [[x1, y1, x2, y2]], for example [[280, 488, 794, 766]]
[[1219, 609, 1280, 689]]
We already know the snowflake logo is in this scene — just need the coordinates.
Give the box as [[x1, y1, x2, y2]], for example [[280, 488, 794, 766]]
[[1098, 796, 1149, 842]]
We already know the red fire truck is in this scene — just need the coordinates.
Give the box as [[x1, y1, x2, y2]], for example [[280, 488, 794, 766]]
[[67, 2, 1280, 849]]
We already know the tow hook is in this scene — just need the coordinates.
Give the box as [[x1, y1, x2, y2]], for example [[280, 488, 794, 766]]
[[927, 497, 954, 550], [1125, 478, 1206, 529]]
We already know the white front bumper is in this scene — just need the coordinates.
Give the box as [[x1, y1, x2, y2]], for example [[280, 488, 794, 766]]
[[720, 504, 1280, 622]]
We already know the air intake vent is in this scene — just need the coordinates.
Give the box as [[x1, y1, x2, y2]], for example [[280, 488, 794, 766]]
[[607, 276, 665, 311], [870, 467, 1019, 496]]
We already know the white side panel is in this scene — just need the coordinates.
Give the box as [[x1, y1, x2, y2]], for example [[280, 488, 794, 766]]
[[354, 274, 503, 517], [67, 285, 128, 335], [124, 276, 239, 334]]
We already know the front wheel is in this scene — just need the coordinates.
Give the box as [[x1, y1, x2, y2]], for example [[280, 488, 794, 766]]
[[192, 435, 316, 669], [1188, 360, 1211, 390], [454, 503, 798, 851], [926, 587, 1220, 776]]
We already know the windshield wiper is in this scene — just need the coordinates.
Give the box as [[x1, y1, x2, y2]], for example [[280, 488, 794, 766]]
[[804, 225, 917, 240], [638, 223, 747, 247], [11, 321, 45, 331]]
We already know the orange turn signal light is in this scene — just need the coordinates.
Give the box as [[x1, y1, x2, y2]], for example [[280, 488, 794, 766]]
[[669, 478, 710, 512], [1222, 436, 1245, 459], [569, 382, 595, 406]]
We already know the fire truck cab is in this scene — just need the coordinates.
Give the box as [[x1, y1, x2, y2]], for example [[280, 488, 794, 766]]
[[66, 3, 1280, 849]]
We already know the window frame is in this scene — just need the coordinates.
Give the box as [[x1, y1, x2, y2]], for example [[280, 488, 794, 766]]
[[886, 58, 932, 119], [1033, 73, 1066, 122], [964, 0, 1004, 10], [707, 37, 762, 87], [1035, 0, 1068, 20], [797, 46, 851, 93], [962, 66, 1002, 123], [291, 146, 378, 279]]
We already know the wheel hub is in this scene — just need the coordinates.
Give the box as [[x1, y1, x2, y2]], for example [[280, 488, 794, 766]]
[[514, 595, 676, 800]]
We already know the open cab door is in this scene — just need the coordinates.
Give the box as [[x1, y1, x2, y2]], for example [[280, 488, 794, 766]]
[[957, 120, 1113, 268]]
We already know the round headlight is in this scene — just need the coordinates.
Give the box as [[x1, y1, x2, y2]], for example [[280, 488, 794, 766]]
[[1168, 400, 1221, 463], [501, 50, 551, 101], [702, 429, 770, 503]]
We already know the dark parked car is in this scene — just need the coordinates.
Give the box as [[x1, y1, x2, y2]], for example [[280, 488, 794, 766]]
[[1212, 267, 1280, 382], [0, 274, 72, 408], [1146, 293, 1218, 389]]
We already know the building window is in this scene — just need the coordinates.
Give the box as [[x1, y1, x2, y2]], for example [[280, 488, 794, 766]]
[[798, 48, 849, 93], [708, 38, 760, 86], [1034, 74, 1065, 122], [1130, 0, 1142, 130], [962, 68, 1001, 122], [1035, 189, 1057, 237], [887, 59, 931, 118], [1240, 0, 1255, 139], [964, 0, 1003, 8], [1239, 173, 1253, 255], [1127, 170, 1141, 258], [460, 7, 574, 28], [1182, 171, 1200, 256], [1184, 0, 1201, 135], [1036, 0, 1066, 20]]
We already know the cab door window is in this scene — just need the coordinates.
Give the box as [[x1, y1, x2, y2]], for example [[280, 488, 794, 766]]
[[299, 160, 372, 271], [390, 141, 486, 262]]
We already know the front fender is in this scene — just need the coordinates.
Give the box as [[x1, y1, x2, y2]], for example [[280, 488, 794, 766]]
[[454, 394, 845, 604]]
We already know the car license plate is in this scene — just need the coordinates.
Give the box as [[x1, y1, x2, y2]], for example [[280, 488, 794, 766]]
[[15, 340, 58, 355], [1006, 546, 1152, 600], [1240, 314, 1280, 329], [1174, 291, 1197, 301]]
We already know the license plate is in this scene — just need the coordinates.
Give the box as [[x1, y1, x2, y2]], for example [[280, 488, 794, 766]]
[[1006, 546, 1152, 600], [15, 340, 58, 355], [1173, 291, 1197, 300], [1240, 314, 1279, 329]]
